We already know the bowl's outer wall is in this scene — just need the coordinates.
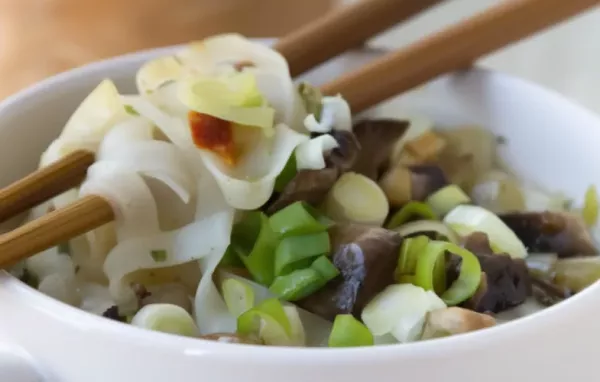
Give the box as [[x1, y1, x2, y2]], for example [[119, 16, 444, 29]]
[[0, 44, 599, 381]]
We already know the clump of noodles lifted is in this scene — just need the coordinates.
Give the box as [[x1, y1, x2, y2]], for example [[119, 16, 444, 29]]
[[24, 34, 350, 339]]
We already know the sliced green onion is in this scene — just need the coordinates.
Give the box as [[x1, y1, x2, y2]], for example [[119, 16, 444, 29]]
[[310, 256, 340, 280], [328, 314, 374, 347], [426, 185, 471, 217], [270, 256, 338, 301], [237, 298, 304, 346], [131, 303, 198, 337], [323, 172, 389, 226], [274, 232, 330, 276], [395, 235, 430, 280], [392, 220, 459, 243], [269, 202, 328, 237], [269, 268, 324, 301], [230, 211, 279, 286], [387, 202, 437, 230], [582, 185, 598, 227], [274, 154, 297, 193], [222, 278, 255, 317], [444, 204, 527, 258], [414, 240, 481, 305], [150, 249, 167, 262], [554, 257, 600, 292]]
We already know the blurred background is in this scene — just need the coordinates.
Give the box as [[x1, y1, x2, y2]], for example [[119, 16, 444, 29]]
[[2, 0, 600, 113]]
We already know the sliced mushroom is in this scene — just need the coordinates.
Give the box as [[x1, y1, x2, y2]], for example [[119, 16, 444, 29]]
[[351, 119, 409, 180], [267, 168, 339, 214], [460, 232, 531, 313], [200, 332, 262, 345], [297, 224, 402, 321], [499, 211, 598, 258], [378, 164, 448, 207], [267, 131, 360, 214], [421, 307, 496, 340]]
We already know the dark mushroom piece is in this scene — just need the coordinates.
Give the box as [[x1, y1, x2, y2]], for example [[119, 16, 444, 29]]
[[379, 164, 448, 207], [297, 224, 402, 321], [499, 211, 598, 258], [457, 232, 532, 313], [266, 130, 360, 214], [350, 119, 409, 180]]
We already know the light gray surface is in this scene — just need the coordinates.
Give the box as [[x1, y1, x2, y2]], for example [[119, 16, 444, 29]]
[[343, 0, 600, 114]]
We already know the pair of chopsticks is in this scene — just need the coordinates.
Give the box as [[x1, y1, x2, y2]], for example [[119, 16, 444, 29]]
[[0, 0, 598, 269]]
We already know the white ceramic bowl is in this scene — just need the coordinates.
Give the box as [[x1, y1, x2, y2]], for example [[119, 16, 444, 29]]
[[0, 42, 599, 382]]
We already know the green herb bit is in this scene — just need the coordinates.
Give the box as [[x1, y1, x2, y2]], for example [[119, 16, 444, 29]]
[[150, 249, 167, 262], [124, 105, 140, 116]]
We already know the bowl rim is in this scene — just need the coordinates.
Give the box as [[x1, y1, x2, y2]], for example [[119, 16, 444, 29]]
[[1, 41, 600, 363]]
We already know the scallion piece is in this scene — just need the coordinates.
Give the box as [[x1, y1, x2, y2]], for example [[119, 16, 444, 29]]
[[414, 240, 481, 305], [310, 255, 340, 280], [426, 184, 471, 217], [230, 211, 278, 286], [222, 278, 255, 317], [323, 172, 389, 226], [237, 298, 298, 346], [274, 232, 330, 276], [269, 268, 324, 301], [395, 235, 430, 280], [130, 304, 198, 337], [269, 202, 328, 237], [274, 154, 298, 193], [582, 185, 598, 227], [386, 202, 437, 229], [328, 314, 374, 347]]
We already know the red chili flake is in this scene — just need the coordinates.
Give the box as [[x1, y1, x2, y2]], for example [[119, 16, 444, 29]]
[[188, 111, 237, 165]]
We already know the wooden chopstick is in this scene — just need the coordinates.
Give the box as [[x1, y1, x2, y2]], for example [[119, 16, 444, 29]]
[[322, 0, 600, 113], [277, 0, 445, 77], [0, 0, 442, 231], [3, 0, 598, 269]]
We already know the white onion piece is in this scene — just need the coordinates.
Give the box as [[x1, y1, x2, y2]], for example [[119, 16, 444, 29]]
[[122, 96, 192, 148], [40, 80, 128, 167], [361, 284, 446, 343], [444, 204, 528, 258], [136, 56, 182, 95], [303, 95, 352, 133], [295, 134, 338, 170], [199, 123, 308, 210], [80, 162, 160, 240]]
